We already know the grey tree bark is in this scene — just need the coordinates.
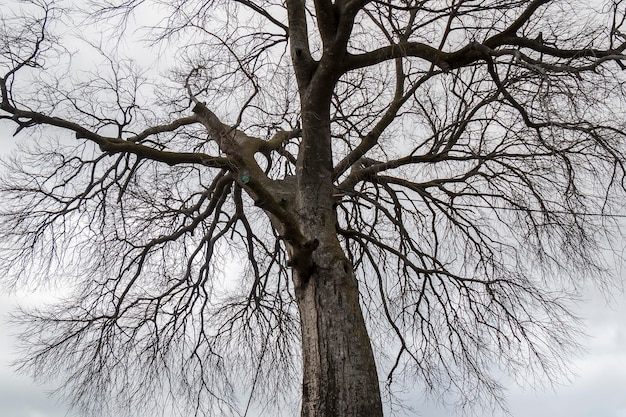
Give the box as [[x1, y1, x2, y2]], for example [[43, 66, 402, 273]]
[[283, 3, 385, 411], [293, 108, 384, 416]]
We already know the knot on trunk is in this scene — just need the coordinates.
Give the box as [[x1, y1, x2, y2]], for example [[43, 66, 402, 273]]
[[288, 238, 319, 285]]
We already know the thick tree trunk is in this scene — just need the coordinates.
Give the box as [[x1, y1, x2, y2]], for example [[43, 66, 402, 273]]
[[289, 89, 384, 415], [293, 239, 384, 417]]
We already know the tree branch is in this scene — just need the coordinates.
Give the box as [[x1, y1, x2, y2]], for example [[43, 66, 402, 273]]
[[286, 0, 316, 88], [0, 105, 230, 168]]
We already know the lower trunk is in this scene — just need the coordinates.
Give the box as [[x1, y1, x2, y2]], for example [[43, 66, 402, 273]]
[[293, 239, 383, 417]]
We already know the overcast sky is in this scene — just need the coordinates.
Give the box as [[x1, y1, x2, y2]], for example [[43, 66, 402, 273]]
[[2, 123, 626, 417], [2, 0, 626, 414], [1, 267, 626, 417]]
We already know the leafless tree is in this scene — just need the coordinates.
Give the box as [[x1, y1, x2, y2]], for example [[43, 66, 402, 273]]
[[1, 0, 626, 416]]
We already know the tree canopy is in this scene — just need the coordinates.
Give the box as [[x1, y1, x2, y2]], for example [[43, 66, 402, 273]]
[[1, 0, 626, 416]]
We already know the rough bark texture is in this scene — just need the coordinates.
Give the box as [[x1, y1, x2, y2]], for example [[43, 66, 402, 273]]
[[288, 82, 384, 414], [294, 241, 383, 417]]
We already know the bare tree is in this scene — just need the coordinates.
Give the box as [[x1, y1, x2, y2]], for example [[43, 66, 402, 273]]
[[1, 0, 626, 416]]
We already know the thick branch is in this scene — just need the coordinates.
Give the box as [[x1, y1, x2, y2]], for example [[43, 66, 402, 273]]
[[286, 0, 316, 88], [344, 42, 453, 72], [344, 0, 625, 73], [494, 36, 626, 60], [0, 106, 230, 168], [189, 100, 310, 250], [314, 0, 338, 45], [127, 116, 199, 143], [346, 38, 626, 73], [259, 129, 301, 153]]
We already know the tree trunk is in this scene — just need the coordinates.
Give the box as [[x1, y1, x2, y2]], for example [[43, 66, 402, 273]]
[[290, 91, 384, 416], [293, 238, 384, 417]]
